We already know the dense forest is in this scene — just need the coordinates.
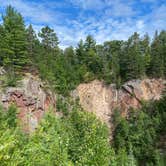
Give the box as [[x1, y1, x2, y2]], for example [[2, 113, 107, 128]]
[[0, 6, 166, 94], [0, 6, 166, 166]]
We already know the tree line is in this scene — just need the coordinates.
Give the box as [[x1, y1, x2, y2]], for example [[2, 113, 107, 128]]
[[0, 6, 166, 94]]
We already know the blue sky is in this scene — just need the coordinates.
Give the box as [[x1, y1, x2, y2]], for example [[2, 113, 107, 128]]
[[0, 0, 165, 48]]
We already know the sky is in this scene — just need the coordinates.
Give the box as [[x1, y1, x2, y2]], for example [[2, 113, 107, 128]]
[[0, 0, 165, 48]]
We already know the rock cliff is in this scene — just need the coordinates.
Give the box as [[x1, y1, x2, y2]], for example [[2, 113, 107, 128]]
[[0, 71, 165, 135], [0, 73, 56, 132], [75, 79, 165, 135]]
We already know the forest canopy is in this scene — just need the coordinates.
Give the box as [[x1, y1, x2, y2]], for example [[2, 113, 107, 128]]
[[0, 5, 166, 94]]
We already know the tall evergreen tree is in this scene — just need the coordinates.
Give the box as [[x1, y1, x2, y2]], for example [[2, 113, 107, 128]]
[[64, 46, 76, 65], [38, 26, 59, 70], [0, 25, 5, 65], [160, 30, 166, 78], [150, 31, 165, 78], [103, 40, 122, 85], [38, 26, 59, 50], [111, 53, 121, 88], [84, 35, 96, 52], [140, 33, 151, 75], [83, 35, 102, 75], [76, 39, 85, 64], [2, 5, 28, 71], [26, 24, 38, 59], [158, 30, 166, 77], [121, 32, 145, 81]]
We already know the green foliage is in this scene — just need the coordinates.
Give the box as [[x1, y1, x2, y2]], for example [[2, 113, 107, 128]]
[[22, 112, 70, 166], [1, 5, 28, 71], [113, 93, 166, 165], [0, 6, 166, 95], [5, 104, 18, 128], [26, 24, 38, 60], [67, 108, 111, 165], [56, 96, 69, 116], [0, 104, 112, 165], [5, 72, 21, 87], [0, 105, 26, 166], [38, 26, 59, 50], [0, 90, 165, 166], [120, 32, 146, 81], [150, 31, 166, 78]]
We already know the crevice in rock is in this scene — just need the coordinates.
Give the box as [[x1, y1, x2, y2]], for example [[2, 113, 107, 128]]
[[122, 85, 142, 104]]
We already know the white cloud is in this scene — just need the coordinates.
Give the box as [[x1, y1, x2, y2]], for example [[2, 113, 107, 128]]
[[105, 0, 135, 17], [136, 20, 145, 30], [71, 0, 135, 17], [70, 0, 106, 10], [0, 0, 64, 24], [0, 0, 165, 48]]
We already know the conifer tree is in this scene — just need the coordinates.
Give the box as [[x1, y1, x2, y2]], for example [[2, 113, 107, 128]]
[[158, 30, 166, 77], [64, 46, 76, 65], [0, 25, 5, 65], [2, 5, 28, 72], [26, 24, 38, 59], [38, 26, 59, 50], [140, 33, 151, 75], [111, 53, 121, 88], [84, 35, 96, 52], [150, 31, 165, 78], [121, 32, 145, 81], [76, 39, 85, 64]]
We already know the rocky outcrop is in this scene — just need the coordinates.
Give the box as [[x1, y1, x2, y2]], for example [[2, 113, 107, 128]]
[[0, 71, 165, 135], [0, 73, 56, 132], [75, 79, 165, 136]]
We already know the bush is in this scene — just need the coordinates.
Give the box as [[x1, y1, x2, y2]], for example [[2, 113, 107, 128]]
[[0, 105, 112, 165], [67, 108, 111, 165]]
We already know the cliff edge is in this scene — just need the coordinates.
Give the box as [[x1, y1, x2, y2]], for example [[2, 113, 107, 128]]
[[75, 79, 165, 135]]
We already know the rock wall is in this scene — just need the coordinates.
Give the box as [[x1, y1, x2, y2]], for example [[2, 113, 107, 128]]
[[0, 72, 165, 135], [75, 79, 165, 135], [0, 73, 56, 132]]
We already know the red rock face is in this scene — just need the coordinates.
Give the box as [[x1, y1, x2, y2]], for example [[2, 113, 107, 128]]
[[0, 74, 56, 132], [76, 79, 165, 138]]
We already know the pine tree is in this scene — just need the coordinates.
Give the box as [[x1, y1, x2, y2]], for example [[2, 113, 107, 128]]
[[150, 31, 165, 78], [26, 24, 38, 59], [38, 26, 59, 70], [84, 35, 103, 75], [0, 25, 5, 65], [64, 46, 75, 64], [76, 39, 85, 64], [2, 5, 28, 72], [158, 30, 166, 77], [84, 35, 96, 52], [121, 32, 145, 81], [38, 26, 59, 50], [103, 40, 122, 86], [111, 53, 121, 88], [140, 33, 151, 76]]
